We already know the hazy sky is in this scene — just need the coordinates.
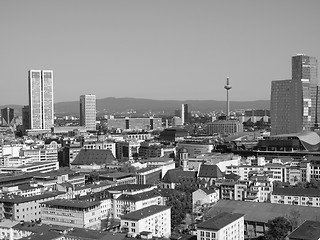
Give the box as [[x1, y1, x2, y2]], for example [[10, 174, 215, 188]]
[[1, 0, 320, 105]]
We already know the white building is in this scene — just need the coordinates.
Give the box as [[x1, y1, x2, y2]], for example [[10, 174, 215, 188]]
[[114, 189, 163, 219], [121, 205, 171, 238], [41, 199, 101, 230], [196, 212, 244, 240], [271, 187, 320, 207], [192, 188, 219, 212], [28, 70, 54, 130]]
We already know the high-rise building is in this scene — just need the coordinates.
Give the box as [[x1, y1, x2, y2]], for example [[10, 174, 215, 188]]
[[181, 104, 189, 125], [1, 107, 14, 126], [80, 94, 96, 131], [271, 54, 318, 135], [28, 70, 54, 130]]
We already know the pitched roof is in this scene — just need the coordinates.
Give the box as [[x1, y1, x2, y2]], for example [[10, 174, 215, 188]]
[[162, 169, 197, 183], [71, 149, 116, 165], [198, 164, 223, 178], [287, 220, 320, 240], [197, 212, 244, 230], [224, 173, 241, 181], [201, 187, 218, 195]]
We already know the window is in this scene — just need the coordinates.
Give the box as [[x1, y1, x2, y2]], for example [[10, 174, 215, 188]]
[[206, 232, 210, 237], [131, 223, 135, 227], [200, 231, 204, 236]]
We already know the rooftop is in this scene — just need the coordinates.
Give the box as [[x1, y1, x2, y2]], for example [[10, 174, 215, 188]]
[[72, 149, 116, 166], [207, 199, 320, 224], [197, 212, 244, 230], [121, 205, 170, 221], [198, 164, 223, 179], [287, 220, 320, 240], [117, 189, 161, 202], [43, 199, 100, 209], [0, 192, 63, 204], [273, 187, 320, 197]]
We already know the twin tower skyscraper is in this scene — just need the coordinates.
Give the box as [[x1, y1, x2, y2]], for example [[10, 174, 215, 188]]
[[26, 70, 54, 130], [25, 70, 96, 132]]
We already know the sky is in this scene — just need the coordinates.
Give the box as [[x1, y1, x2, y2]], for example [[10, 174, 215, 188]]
[[1, 0, 320, 105]]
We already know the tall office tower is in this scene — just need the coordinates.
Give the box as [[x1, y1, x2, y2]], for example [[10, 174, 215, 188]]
[[22, 105, 30, 131], [28, 70, 54, 130], [271, 54, 318, 135], [1, 107, 14, 126], [181, 104, 189, 125], [80, 94, 96, 131]]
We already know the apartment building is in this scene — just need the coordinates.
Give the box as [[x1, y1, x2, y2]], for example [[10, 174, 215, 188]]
[[121, 205, 171, 238], [271, 187, 320, 207], [219, 181, 248, 201], [114, 189, 163, 219], [0, 192, 63, 222], [197, 212, 244, 240]]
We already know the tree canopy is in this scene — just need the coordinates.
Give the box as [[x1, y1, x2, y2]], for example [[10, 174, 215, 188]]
[[264, 216, 292, 240]]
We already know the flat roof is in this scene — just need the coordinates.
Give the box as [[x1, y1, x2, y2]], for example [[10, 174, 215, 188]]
[[0, 192, 63, 204], [121, 205, 170, 221], [43, 199, 100, 209], [207, 199, 320, 224], [197, 212, 244, 230]]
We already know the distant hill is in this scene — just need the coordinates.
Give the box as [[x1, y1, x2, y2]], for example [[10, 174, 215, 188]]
[[1, 97, 270, 116]]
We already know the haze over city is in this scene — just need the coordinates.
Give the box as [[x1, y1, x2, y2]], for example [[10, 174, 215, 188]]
[[1, 0, 320, 105]]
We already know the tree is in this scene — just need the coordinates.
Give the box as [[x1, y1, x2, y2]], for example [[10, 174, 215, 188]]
[[166, 191, 188, 228], [286, 209, 301, 230], [265, 217, 292, 240]]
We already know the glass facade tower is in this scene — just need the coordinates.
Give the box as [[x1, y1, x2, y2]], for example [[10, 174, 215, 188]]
[[28, 70, 54, 130], [271, 55, 318, 135], [80, 94, 96, 131]]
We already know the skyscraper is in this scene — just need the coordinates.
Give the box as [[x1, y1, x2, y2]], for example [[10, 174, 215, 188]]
[[271, 54, 318, 135], [1, 107, 14, 126], [80, 94, 96, 131], [28, 70, 54, 130], [181, 104, 189, 125]]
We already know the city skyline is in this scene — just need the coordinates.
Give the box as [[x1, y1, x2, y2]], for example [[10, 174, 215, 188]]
[[1, 1, 320, 105]]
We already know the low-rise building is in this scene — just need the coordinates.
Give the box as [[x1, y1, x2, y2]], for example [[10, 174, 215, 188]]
[[136, 166, 162, 185], [0, 192, 63, 222], [192, 188, 219, 212], [196, 212, 244, 240], [120, 205, 171, 238], [114, 189, 163, 219], [271, 187, 320, 207], [41, 199, 101, 230], [0, 161, 59, 174]]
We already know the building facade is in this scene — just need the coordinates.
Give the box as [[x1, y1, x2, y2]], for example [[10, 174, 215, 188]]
[[271, 55, 319, 135], [41, 199, 101, 230], [181, 104, 189, 125], [120, 205, 171, 238], [196, 212, 244, 240], [1, 108, 14, 126], [80, 94, 96, 131], [28, 70, 54, 130]]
